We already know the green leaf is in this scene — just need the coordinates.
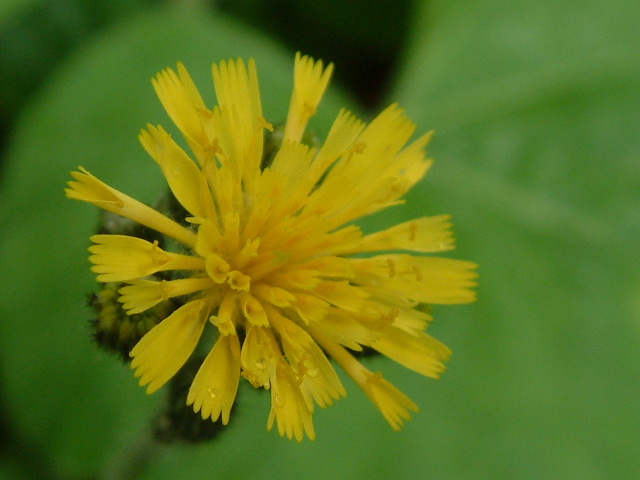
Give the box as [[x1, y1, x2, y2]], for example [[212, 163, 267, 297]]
[[389, 0, 640, 478], [0, 6, 352, 479], [0, 0, 150, 125], [0, 0, 36, 23]]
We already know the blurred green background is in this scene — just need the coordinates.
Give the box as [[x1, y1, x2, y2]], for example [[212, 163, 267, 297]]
[[1, 0, 638, 479]]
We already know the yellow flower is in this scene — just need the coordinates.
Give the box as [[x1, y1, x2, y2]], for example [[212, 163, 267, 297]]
[[66, 53, 477, 441]]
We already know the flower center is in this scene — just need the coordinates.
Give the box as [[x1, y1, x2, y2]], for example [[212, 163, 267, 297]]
[[203, 250, 254, 293], [227, 270, 251, 291]]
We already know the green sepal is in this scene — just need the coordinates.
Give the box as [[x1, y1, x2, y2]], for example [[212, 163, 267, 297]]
[[152, 356, 232, 444]]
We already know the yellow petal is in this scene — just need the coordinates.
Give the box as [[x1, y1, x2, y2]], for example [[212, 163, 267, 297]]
[[333, 215, 456, 255], [268, 310, 345, 409], [353, 254, 478, 304], [393, 305, 433, 334], [268, 268, 321, 291], [312, 280, 369, 312], [66, 167, 124, 210], [139, 124, 209, 218], [212, 58, 264, 188], [309, 310, 379, 351], [316, 335, 418, 431], [152, 63, 211, 160], [283, 53, 333, 143], [67, 168, 195, 247], [210, 291, 238, 336], [130, 300, 208, 393], [118, 279, 166, 314], [194, 219, 223, 258], [220, 211, 241, 253], [240, 325, 278, 388], [187, 333, 241, 425], [267, 361, 315, 441], [118, 278, 213, 314], [355, 103, 416, 158], [269, 142, 316, 211], [233, 237, 261, 269], [297, 256, 355, 278], [302, 105, 431, 228], [204, 254, 230, 284], [88, 234, 203, 282], [346, 296, 432, 334], [253, 283, 297, 308], [359, 371, 419, 431], [241, 168, 287, 240], [291, 293, 329, 324], [306, 109, 365, 185], [88, 235, 170, 282], [297, 340, 346, 409], [370, 326, 452, 378], [240, 292, 269, 327]]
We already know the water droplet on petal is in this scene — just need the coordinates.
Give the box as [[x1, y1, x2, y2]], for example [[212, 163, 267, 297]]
[[254, 358, 266, 370], [208, 388, 218, 399], [307, 367, 319, 378]]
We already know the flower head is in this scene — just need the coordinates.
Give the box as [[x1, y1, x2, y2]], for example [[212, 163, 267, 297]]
[[66, 53, 477, 441]]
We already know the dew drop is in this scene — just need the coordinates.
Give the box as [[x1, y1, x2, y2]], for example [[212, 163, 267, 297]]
[[307, 367, 319, 378], [208, 388, 219, 399], [254, 358, 267, 370], [274, 394, 283, 407]]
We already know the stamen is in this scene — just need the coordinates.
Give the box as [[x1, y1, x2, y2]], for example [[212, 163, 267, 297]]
[[150, 241, 168, 265], [302, 102, 316, 118], [211, 292, 237, 335], [234, 238, 260, 268], [228, 270, 251, 291], [259, 116, 274, 132], [408, 221, 418, 242], [352, 141, 366, 154], [205, 254, 230, 283], [205, 138, 222, 158], [412, 265, 423, 281], [241, 293, 269, 326], [386, 258, 396, 278], [380, 307, 399, 326]]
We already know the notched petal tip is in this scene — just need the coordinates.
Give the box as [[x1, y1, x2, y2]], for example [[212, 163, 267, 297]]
[[267, 362, 316, 441], [366, 371, 419, 431], [284, 53, 333, 144], [187, 334, 241, 425], [65, 168, 124, 208], [129, 300, 208, 394]]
